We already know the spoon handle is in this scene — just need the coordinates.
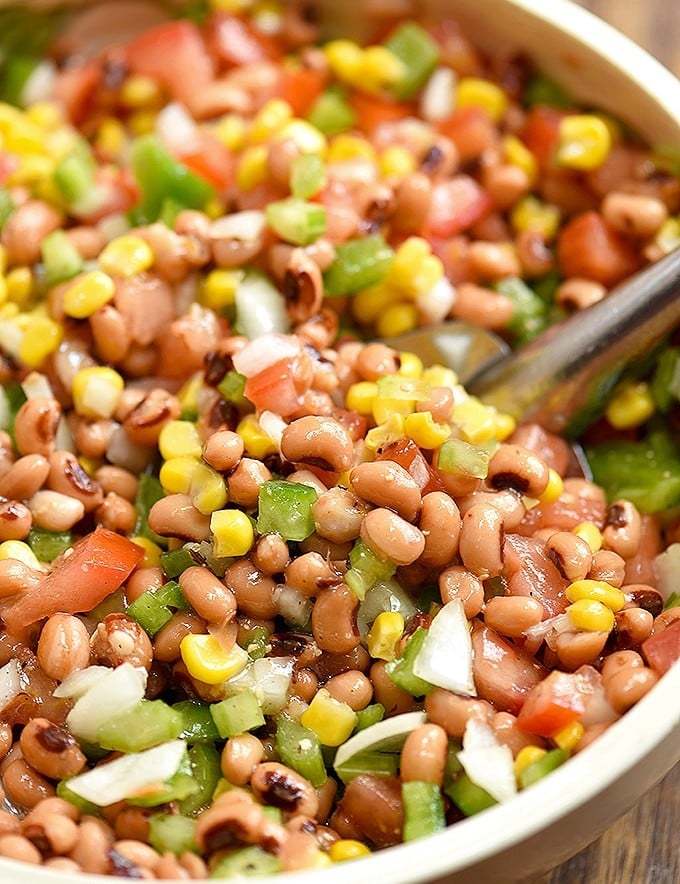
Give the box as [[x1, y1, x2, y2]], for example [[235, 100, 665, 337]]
[[467, 247, 680, 437]]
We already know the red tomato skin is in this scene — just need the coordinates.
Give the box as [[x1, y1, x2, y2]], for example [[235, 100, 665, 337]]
[[426, 176, 493, 238], [471, 622, 547, 715], [377, 438, 443, 494], [179, 133, 234, 191], [438, 106, 499, 162], [53, 61, 101, 125], [520, 105, 567, 171], [558, 211, 641, 286], [243, 359, 303, 417], [125, 21, 214, 107], [276, 68, 328, 117], [517, 670, 587, 737], [642, 620, 680, 676], [206, 13, 281, 68], [503, 534, 568, 618], [350, 91, 414, 133], [2, 528, 144, 632]]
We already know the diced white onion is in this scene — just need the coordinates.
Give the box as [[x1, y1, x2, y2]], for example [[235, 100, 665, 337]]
[[273, 584, 313, 628], [326, 159, 378, 186], [457, 718, 517, 804], [234, 274, 291, 340], [0, 660, 23, 714], [252, 656, 294, 715], [232, 331, 299, 377], [20, 60, 57, 108], [66, 663, 147, 744], [21, 372, 54, 400], [106, 425, 155, 474], [654, 542, 680, 602], [420, 66, 457, 123], [334, 711, 427, 770], [416, 277, 456, 325], [0, 321, 23, 361], [287, 470, 328, 495], [412, 599, 476, 696], [67, 740, 187, 806], [97, 213, 131, 243], [155, 102, 200, 155], [211, 211, 266, 243], [259, 410, 287, 450], [54, 665, 112, 700], [358, 578, 418, 634]]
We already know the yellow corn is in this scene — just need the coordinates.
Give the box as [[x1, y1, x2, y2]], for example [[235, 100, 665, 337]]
[[8, 155, 55, 188], [366, 611, 404, 661], [190, 463, 228, 515], [652, 217, 680, 257], [181, 634, 249, 684], [159, 420, 203, 461], [514, 745, 547, 781], [214, 114, 247, 151], [99, 235, 154, 278], [128, 110, 158, 136], [177, 372, 203, 419], [605, 381, 655, 429], [510, 196, 561, 240], [556, 114, 612, 171], [397, 352, 424, 380], [130, 536, 163, 568], [18, 316, 62, 369], [502, 134, 537, 186], [26, 101, 63, 131], [387, 237, 443, 298], [452, 398, 496, 444], [95, 117, 127, 161], [372, 396, 415, 426], [276, 120, 327, 156], [404, 411, 451, 449], [345, 381, 378, 415], [573, 521, 603, 553], [327, 134, 376, 164], [236, 145, 270, 191], [456, 78, 508, 123], [209, 0, 253, 11], [5, 267, 33, 305], [566, 598, 615, 632], [77, 455, 100, 476], [565, 579, 626, 612], [324, 40, 364, 84], [376, 302, 419, 338], [539, 468, 564, 505], [72, 366, 125, 419], [160, 456, 200, 495], [120, 75, 164, 109], [300, 688, 357, 746], [422, 365, 457, 389], [329, 840, 372, 862], [0, 103, 45, 153], [249, 99, 293, 144], [364, 414, 405, 455], [0, 245, 6, 277], [379, 145, 416, 179], [63, 271, 115, 319], [200, 269, 243, 311], [553, 721, 585, 754], [0, 277, 7, 307], [204, 198, 224, 220], [352, 284, 392, 325], [360, 46, 406, 93], [211, 509, 255, 557], [0, 540, 43, 571], [493, 411, 516, 442], [236, 415, 278, 459]]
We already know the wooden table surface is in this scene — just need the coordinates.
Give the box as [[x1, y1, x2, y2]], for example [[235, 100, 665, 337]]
[[540, 2, 680, 883]]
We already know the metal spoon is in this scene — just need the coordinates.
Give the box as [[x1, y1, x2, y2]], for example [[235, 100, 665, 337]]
[[387, 246, 680, 439]]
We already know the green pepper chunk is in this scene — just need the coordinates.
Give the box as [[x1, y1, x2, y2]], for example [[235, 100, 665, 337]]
[[519, 748, 568, 789], [335, 750, 399, 785], [40, 230, 83, 286], [27, 527, 72, 563], [306, 88, 356, 136], [436, 438, 490, 479], [323, 234, 394, 296], [97, 700, 184, 753], [276, 717, 327, 788], [257, 480, 318, 542], [210, 691, 265, 739], [524, 73, 573, 109], [495, 276, 550, 344], [160, 546, 196, 579], [179, 743, 221, 817], [384, 22, 440, 99], [148, 813, 198, 857], [265, 197, 326, 246], [445, 772, 497, 816], [385, 628, 434, 696], [209, 846, 282, 878], [173, 700, 221, 743], [402, 780, 446, 841], [353, 703, 385, 732], [345, 540, 396, 601], [134, 473, 166, 545]]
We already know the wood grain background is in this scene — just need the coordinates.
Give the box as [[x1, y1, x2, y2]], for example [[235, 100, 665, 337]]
[[541, 2, 679, 883]]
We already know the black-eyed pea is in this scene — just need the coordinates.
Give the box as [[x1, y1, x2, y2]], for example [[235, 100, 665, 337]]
[[0, 810, 19, 835], [94, 492, 137, 534], [601, 650, 644, 682], [281, 415, 354, 473], [27, 490, 85, 532], [179, 566, 237, 625], [224, 560, 278, 619], [21, 812, 79, 856], [154, 613, 208, 663], [545, 531, 593, 582], [603, 500, 642, 559], [125, 566, 164, 604], [227, 459, 272, 510], [419, 491, 461, 568], [202, 430, 244, 473], [13, 398, 61, 458], [487, 444, 550, 498], [221, 734, 265, 786], [335, 775, 403, 847], [438, 566, 485, 619], [601, 191, 668, 238], [250, 762, 319, 819], [68, 817, 115, 874], [47, 450, 104, 512], [0, 834, 42, 864], [0, 559, 41, 599], [355, 344, 400, 381], [148, 493, 211, 541], [491, 712, 544, 756], [424, 688, 494, 738], [614, 607, 654, 648], [282, 249, 324, 324], [350, 461, 421, 522], [553, 630, 609, 670], [284, 552, 337, 598], [311, 584, 360, 654], [25, 796, 80, 823], [325, 670, 372, 711], [94, 465, 138, 501], [556, 278, 607, 311], [312, 487, 368, 543], [457, 489, 525, 531], [484, 596, 544, 638], [37, 613, 91, 681], [399, 724, 448, 786], [0, 723, 11, 763], [112, 839, 161, 872], [19, 719, 86, 781], [604, 665, 659, 714], [2, 759, 55, 810], [416, 386, 454, 423], [44, 857, 82, 873], [90, 613, 153, 670], [0, 454, 50, 500], [0, 500, 31, 541], [587, 549, 626, 587], [251, 534, 290, 576], [370, 661, 416, 716], [459, 502, 504, 578], [360, 508, 425, 566]]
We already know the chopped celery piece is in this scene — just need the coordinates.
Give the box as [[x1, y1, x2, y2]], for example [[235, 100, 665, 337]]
[[354, 703, 385, 732], [243, 625, 270, 660], [257, 480, 318, 542], [0, 187, 15, 228], [436, 438, 490, 479], [402, 780, 446, 841], [495, 277, 550, 344], [40, 230, 83, 286], [173, 700, 221, 743], [56, 780, 101, 817], [27, 527, 71, 563], [524, 73, 573, 109], [384, 22, 440, 99], [306, 88, 356, 136], [97, 700, 183, 752], [211, 691, 265, 739], [346, 541, 396, 601], [134, 473, 166, 545], [160, 546, 196, 578], [323, 234, 394, 296], [126, 589, 174, 637], [335, 750, 399, 785], [158, 196, 187, 228], [651, 347, 680, 412], [276, 717, 327, 788], [210, 846, 281, 878], [445, 772, 497, 816], [180, 743, 221, 817], [148, 813, 197, 856], [131, 135, 214, 222], [3, 54, 38, 105], [130, 751, 200, 808], [385, 628, 434, 696], [519, 748, 567, 789], [265, 197, 326, 247], [218, 370, 248, 406], [155, 579, 189, 609], [54, 146, 96, 206], [290, 154, 326, 200]]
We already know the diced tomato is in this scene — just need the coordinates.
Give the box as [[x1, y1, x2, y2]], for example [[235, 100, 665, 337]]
[[350, 91, 414, 133], [518, 484, 606, 537], [471, 623, 547, 715], [178, 132, 234, 191], [520, 105, 567, 171], [558, 211, 641, 286], [377, 438, 443, 494], [623, 514, 662, 586], [2, 528, 144, 633], [517, 670, 588, 737], [276, 67, 328, 117], [503, 534, 568, 618], [125, 20, 214, 108], [425, 176, 492, 238], [205, 13, 282, 68], [332, 408, 368, 443], [0, 152, 17, 185], [437, 106, 499, 163], [244, 358, 303, 417], [642, 620, 680, 676], [52, 60, 102, 125], [75, 167, 138, 224]]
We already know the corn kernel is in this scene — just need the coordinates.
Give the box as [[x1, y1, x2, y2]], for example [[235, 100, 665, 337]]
[[327, 134, 376, 164], [177, 372, 203, 419], [236, 414, 278, 459], [510, 195, 561, 240], [329, 840, 372, 862], [573, 522, 603, 553], [276, 120, 327, 156], [130, 536, 163, 568], [452, 398, 496, 443], [237, 145, 269, 192], [99, 235, 154, 278], [605, 381, 655, 429], [214, 114, 247, 151], [422, 365, 457, 388], [249, 99, 293, 144], [78, 456, 100, 476], [0, 277, 7, 307], [652, 217, 680, 257], [493, 411, 516, 442], [159, 420, 203, 461], [397, 352, 424, 380], [372, 396, 415, 426], [63, 271, 115, 319], [200, 269, 242, 311], [567, 598, 615, 632], [191, 463, 228, 515], [95, 117, 127, 161], [209, 0, 253, 11], [379, 145, 416, 179], [514, 745, 547, 781], [181, 634, 249, 684], [366, 611, 404, 661], [539, 468, 564, 505], [387, 237, 443, 298], [553, 721, 585, 753], [456, 77, 508, 123], [352, 284, 392, 325], [300, 688, 357, 746], [25, 101, 63, 131], [128, 110, 157, 136], [404, 411, 451, 449], [0, 245, 6, 277], [565, 579, 626, 612], [0, 540, 43, 571], [502, 134, 537, 186], [324, 40, 364, 84], [556, 114, 612, 171], [346, 381, 378, 415], [8, 155, 55, 188], [120, 75, 164, 109], [364, 414, 405, 454], [18, 316, 62, 369], [360, 46, 406, 92], [204, 198, 224, 220], [211, 509, 254, 557], [376, 302, 419, 338], [160, 456, 199, 495], [71, 366, 125, 419], [5, 267, 33, 305]]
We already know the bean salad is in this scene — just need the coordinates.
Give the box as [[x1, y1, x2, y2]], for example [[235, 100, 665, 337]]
[[0, 0, 678, 878]]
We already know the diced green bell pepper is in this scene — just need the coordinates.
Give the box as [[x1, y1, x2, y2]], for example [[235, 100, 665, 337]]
[[436, 438, 490, 479], [519, 748, 567, 789], [495, 276, 550, 344], [211, 691, 265, 739], [257, 480, 318, 542], [385, 627, 434, 696], [209, 846, 282, 878], [384, 22, 440, 99], [402, 780, 446, 841], [179, 743, 222, 817], [160, 546, 196, 579], [335, 750, 399, 785], [290, 153, 326, 200], [97, 700, 184, 753], [275, 717, 327, 788], [40, 230, 83, 286], [148, 813, 198, 856], [323, 234, 394, 296], [134, 472, 166, 545], [27, 527, 72, 563], [345, 540, 396, 601], [306, 88, 356, 136], [173, 700, 221, 743], [265, 197, 326, 246], [354, 703, 385, 732], [445, 772, 497, 816]]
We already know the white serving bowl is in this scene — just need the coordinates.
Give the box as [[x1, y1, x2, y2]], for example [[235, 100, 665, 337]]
[[1, 1, 679, 882]]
